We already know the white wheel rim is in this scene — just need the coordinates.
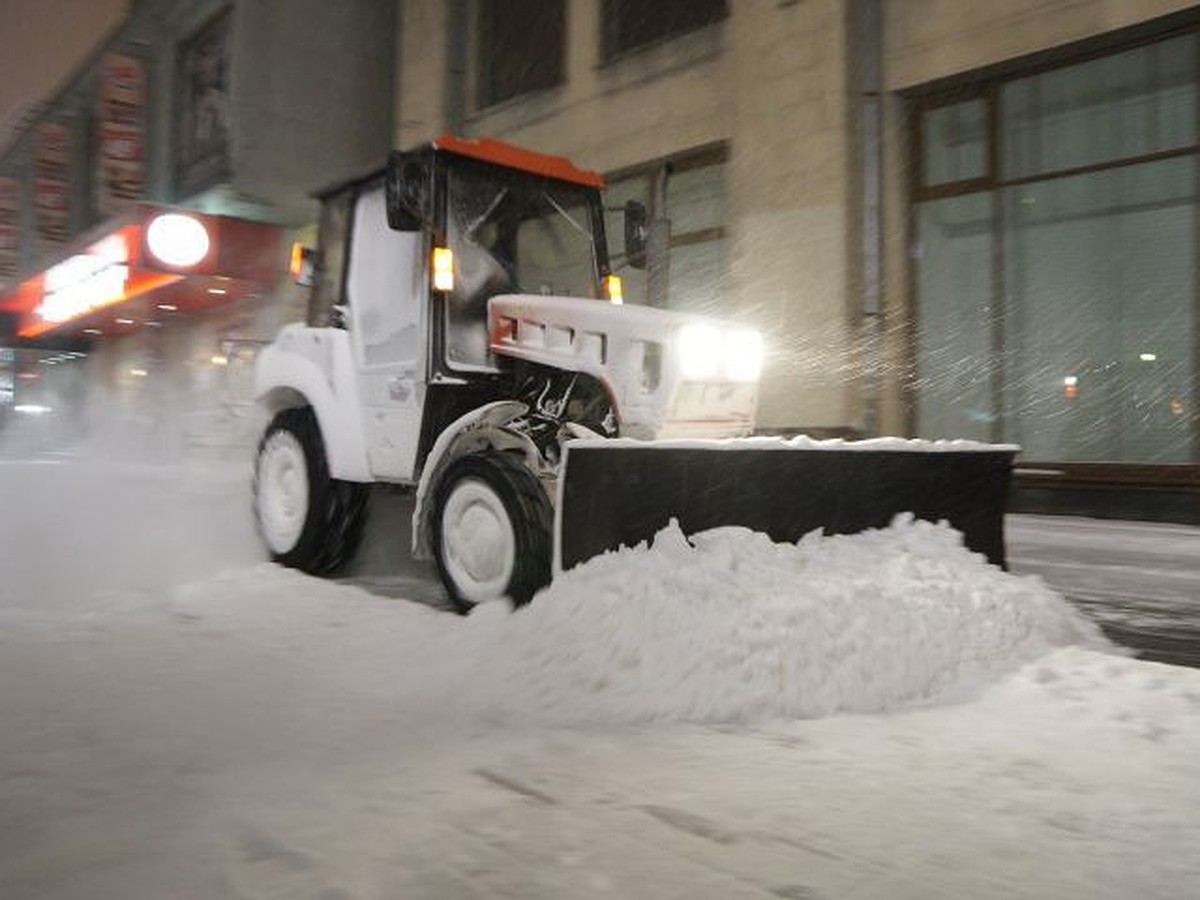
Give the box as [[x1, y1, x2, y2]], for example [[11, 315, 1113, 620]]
[[257, 430, 309, 554], [440, 476, 516, 606]]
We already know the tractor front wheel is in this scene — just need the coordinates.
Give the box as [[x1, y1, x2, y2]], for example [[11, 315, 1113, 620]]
[[433, 452, 552, 613]]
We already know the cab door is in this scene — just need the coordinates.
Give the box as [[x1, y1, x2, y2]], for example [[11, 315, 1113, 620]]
[[346, 186, 427, 482]]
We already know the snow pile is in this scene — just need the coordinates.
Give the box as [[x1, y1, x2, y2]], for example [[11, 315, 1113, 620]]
[[463, 515, 1109, 724]]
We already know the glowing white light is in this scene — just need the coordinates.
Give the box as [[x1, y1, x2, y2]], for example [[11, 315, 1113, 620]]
[[15, 403, 52, 415], [83, 328, 103, 335], [115, 317, 135, 325], [1139, 352, 1157, 362], [207, 287, 226, 295], [157, 304, 178, 311], [38, 255, 129, 323], [726, 329, 764, 382], [677, 324, 765, 383], [1064, 375, 1079, 387], [678, 323, 723, 380], [146, 213, 210, 268], [129, 368, 148, 377], [211, 354, 229, 366]]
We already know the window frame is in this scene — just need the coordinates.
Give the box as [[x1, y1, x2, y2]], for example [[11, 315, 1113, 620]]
[[906, 22, 1200, 468], [605, 142, 728, 309], [476, 0, 567, 109], [600, 0, 729, 64]]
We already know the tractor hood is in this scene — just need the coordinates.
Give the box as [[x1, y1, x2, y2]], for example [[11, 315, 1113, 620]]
[[488, 294, 763, 440]]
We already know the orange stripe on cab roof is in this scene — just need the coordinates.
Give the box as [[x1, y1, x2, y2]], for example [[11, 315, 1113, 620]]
[[432, 135, 605, 189]]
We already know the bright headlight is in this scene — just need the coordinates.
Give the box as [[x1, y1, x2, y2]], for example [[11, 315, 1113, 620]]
[[678, 323, 723, 380], [677, 323, 764, 382], [726, 328, 764, 382]]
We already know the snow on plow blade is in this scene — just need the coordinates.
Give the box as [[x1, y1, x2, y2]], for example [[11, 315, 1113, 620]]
[[557, 438, 1018, 572]]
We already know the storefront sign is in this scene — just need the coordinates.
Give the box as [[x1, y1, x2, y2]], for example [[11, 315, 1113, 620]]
[[37, 236, 130, 324], [96, 53, 145, 216], [35, 123, 71, 246]]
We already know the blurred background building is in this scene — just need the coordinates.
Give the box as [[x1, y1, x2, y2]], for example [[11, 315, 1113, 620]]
[[0, 0, 395, 457], [1, 0, 1196, 519]]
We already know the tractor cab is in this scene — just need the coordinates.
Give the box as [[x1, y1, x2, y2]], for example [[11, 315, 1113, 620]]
[[387, 136, 631, 372], [306, 136, 635, 381]]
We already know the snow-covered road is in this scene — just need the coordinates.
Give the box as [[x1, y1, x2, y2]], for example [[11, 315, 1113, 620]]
[[1008, 515, 1200, 667], [1, 458, 1198, 899]]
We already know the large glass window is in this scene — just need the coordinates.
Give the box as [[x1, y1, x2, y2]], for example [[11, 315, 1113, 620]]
[[478, 0, 565, 107], [915, 193, 996, 443], [922, 98, 989, 188], [1002, 159, 1194, 462], [602, 0, 727, 61], [913, 32, 1198, 465], [604, 146, 728, 313], [1002, 39, 1197, 180]]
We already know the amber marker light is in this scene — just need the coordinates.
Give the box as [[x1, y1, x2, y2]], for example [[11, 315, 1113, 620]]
[[289, 241, 305, 278], [432, 247, 455, 292], [604, 274, 623, 304]]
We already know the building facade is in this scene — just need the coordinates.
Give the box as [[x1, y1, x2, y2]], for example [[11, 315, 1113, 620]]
[[393, 0, 1200, 517]]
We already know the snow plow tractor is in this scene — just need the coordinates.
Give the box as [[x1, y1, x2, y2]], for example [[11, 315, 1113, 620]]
[[253, 135, 1016, 611]]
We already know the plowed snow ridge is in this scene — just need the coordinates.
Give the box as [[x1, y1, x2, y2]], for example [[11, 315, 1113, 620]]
[[458, 515, 1110, 724]]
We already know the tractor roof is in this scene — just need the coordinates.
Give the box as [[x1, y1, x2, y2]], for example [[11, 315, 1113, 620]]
[[313, 135, 605, 200], [430, 135, 605, 189]]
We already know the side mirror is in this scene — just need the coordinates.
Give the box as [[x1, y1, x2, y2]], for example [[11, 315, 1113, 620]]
[[385, 150, 427, 231], [624, 200, 648, 269]]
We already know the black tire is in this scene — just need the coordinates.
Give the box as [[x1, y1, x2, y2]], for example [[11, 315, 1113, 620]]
[[253, 407, 369, 575], [432, 451, 553, 613]]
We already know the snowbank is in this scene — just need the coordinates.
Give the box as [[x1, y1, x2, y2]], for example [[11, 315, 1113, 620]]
[[461, 515, 1108, 724]]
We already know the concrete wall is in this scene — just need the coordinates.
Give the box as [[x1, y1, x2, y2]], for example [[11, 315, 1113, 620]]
[[725, 0, 855, 432], [234, 0, 396, 219]]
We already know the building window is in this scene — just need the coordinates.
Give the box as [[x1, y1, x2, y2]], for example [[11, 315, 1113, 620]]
[[602, 0, 727, 61], [478, 0, 565, 107], [604, 144, 727, 315], [174, 7, 233, 199], [911, 32, 1197, 465]]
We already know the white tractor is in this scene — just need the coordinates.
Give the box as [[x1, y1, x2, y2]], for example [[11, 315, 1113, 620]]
[[252, 136, 764, 611]]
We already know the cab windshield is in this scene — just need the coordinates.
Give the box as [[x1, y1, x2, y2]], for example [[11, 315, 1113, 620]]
[[443, 160, 603, 368]]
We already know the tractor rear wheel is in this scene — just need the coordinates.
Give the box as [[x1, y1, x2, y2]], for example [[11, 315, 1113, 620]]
[[433, 452, 552, 613], [253, 407, 369, 575]]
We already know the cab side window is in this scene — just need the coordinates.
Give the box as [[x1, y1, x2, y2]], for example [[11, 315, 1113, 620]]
[[308, 191, 352, 327]]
